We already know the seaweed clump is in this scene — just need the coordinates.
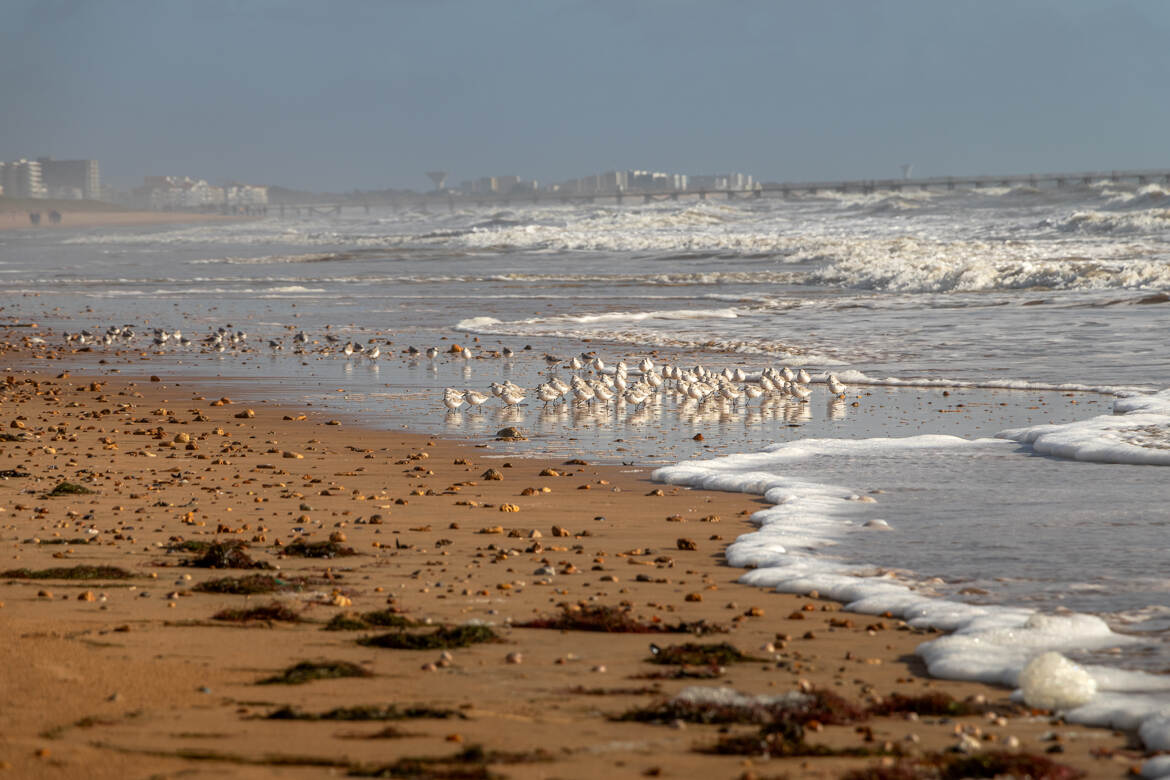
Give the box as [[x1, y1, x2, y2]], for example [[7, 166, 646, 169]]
[[194, 574, 293, 595], [841, 750, 1085, 780], [867, 691, 1021, 718], [1, 565, 133, 580], [259, 660, 373, 685], [186, 540, 272, 569], [46, 481, 93, 496], [358, 625, 499, 650], [515, 603, 723, 635], [212, 603, 302, 624], [324, 610, 415, 631], [349, 744, 550, 779], [282, 539, 356, 558], [646, 642, 765, 666], [267, 704, 466, 722], [617, 687, 864, 728]]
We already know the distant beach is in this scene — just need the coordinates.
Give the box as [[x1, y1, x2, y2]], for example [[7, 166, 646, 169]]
[[0, 199, 249, 231]]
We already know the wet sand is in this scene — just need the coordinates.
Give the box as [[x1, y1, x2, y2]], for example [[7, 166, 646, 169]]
[[0, 349, 1142, 778]]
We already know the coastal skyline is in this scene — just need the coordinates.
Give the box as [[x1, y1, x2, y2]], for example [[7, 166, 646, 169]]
[[4, 0, 1169, 192]]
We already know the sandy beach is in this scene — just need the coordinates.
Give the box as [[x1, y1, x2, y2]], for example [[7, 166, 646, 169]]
[[0, 338, 1142, 779]]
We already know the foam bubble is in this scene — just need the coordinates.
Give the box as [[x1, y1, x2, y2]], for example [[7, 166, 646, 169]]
[[1019, 652, 1098, 710]]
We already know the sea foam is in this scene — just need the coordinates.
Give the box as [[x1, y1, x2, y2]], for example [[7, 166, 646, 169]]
[[999, 389, 1170, 465], [652, 428, 1170, 749]]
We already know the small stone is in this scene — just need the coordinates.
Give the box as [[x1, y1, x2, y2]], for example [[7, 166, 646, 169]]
[[173, 432, 191, 444], [676, 537, 698, 551], [234, 409, 255, 419], [684, 592, 702, 602], [505, 652, 523, 664], [482, 468, 503, 481], [592, 664, 606, 673], [282, 451, 304, 459], [78, 590, 96, 602], [551, 525, 571, 537]]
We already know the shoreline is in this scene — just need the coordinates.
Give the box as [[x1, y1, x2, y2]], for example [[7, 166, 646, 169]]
[[0, 352, 1142, 778]]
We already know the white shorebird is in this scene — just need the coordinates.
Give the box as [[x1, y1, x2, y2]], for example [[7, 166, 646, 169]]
[[462, 389, 489, 410], [443, 388, 465, 412], [537, 383, 562, 406], [426, 347, 439, 359], [790, 383, 812, 402], [797, 369, 811, 384], [572, 382, 595, 405], [827, 373, 847, 396], [367, 345, 381, 360], [343, 342, 355, 357], [501, 388, 525, 407]]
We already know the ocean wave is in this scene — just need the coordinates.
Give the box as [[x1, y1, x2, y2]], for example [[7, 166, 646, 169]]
[[1044, 208, 1170, 235], [812, 252, 1170, 293], [188, 252, 366, 265], [826, 369, 1154, 396], [453, 311, 846, 363]]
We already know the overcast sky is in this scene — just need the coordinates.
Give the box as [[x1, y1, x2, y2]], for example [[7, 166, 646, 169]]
[[3, 0, 1168, 192]]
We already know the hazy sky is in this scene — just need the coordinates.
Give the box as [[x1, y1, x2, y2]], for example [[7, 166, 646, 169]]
[[4, 0, 1168, 192]]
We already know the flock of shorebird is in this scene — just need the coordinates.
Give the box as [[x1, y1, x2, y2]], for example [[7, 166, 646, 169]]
[[442, 353, 848, 413], [56, 326, 849, 418]]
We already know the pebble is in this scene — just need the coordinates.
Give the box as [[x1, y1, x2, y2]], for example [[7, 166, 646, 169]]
[[505, 652, 523, 664], [956, 734, 982, 753]]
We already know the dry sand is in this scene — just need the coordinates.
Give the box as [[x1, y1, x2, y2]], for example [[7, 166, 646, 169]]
[[0, 347, 1144, 778]]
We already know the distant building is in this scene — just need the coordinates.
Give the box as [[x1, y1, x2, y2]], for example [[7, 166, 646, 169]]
[[37, 157, 101, 200], [133, 176, 267, 210], [627, 170, 685, 191], [683, 173, 755, 191], [0, 159, 47, 199], [225, 183, 269, 206]]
